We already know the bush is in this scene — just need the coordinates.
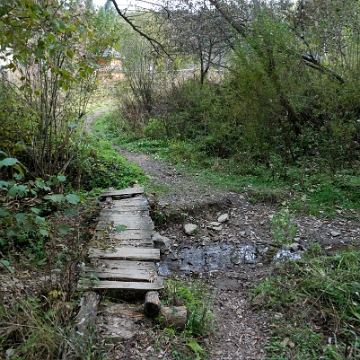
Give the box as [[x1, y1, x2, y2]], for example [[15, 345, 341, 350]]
[[69, 138, 146, 191]]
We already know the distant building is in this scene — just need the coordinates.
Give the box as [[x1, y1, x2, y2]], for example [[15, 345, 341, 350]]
[[98, 48, 123, 71], [97, 47, 124, 80]]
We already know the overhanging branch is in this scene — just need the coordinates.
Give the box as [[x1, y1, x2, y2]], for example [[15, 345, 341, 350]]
[[110, 0, 171, 58]]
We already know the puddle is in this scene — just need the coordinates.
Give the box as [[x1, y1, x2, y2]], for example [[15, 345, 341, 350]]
[[158, 243, 301, 276]]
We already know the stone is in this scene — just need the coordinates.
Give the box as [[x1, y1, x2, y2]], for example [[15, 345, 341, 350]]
[[289, 243, 300, 252], [207, 222, 223, 231], [239, 231, 246, 238], [330, 230, 341, 237], [212, 226, 223, 231], [217, 213, 229, 223], [208, 221, 221, 227], [167, 252, 178, 261], [184, 223, 198, 235], [152, 233, 171, 254]]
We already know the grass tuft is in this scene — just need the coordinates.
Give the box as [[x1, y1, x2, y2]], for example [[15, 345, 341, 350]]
[[253, 250, 360, 359]]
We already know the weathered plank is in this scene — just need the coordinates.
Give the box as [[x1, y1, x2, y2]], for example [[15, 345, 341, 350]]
[[97, 215, 153, 228], [111, 197, 149, 206], [96, 218, 154, 231], [88, 247, 160, 261], [114, 239, 154, 247], [81, 279, 164, 291], [114, 229, 153, 240], [98, 187, 144, 200], [99, 207, 150, 217], [89, 259, 157, 270], [95, 230, 153, 242], [82, 266, 155, 281]]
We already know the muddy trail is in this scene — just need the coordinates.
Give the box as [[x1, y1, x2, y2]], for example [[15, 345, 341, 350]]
[[113, 148, 360, 360]]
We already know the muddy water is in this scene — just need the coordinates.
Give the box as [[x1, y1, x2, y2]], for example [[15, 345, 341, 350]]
[[158, 243, 301, 276]]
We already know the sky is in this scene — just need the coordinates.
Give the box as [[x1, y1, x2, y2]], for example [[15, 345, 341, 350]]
[[92, 0, 155, 9]]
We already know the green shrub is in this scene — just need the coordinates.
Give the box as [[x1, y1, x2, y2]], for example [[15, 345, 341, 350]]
[[161, 279, 215, 337], [145, 118, 168, 140], [69, 138, 146, 191]]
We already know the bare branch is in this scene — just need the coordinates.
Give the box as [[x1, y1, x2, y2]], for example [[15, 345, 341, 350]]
[[110, 0, 172, 58]]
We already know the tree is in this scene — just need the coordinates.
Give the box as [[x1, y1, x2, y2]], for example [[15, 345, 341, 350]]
[[159, 3, 232, 84], [0, 0, 97, 177]]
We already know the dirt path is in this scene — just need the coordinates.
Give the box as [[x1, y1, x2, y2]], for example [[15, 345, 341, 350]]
[[82, 110, 359, 359], [115, 150, 270, 359], [116, 149, 360, 359]]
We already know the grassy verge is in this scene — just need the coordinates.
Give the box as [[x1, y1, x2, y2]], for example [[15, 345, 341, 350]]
[[253, 249, 360, 359], [115, 137, 360, 219], [149, 279, 215, 360]]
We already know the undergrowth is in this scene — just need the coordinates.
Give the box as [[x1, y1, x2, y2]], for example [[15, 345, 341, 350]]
[[253, 250, 360, 359], [116, 137, 360, 218], [154, 279, 215, 359]]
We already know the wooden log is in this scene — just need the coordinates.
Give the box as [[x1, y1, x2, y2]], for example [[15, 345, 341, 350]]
[[144, 291, 161, 318], [74, 291, 100, 335], [63, 291, 100, 359], [160, 306, 188, 330]]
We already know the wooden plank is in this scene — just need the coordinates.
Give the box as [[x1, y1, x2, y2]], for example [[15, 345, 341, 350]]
[[79, 279, 164, 291], [115, 240, 153, 247], [82, 267, 155, 281], [101, 204, 150, 213], [95, 229, 153, 241], [113, 229, 153, 240], [100, 197, 149, 208], [96, 218, 154, 231], [88, 247, 160, 261], [98, 187, 144, 200], [99, 209, 150, 217], [89, 259, 157, 271], [97, 215, 153, 228], [112, 197, 148, 206], [98, 209, 150, 220]]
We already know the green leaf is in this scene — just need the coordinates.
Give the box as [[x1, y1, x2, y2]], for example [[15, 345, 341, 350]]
[[35, 216, 45, 224], [35, 48, 43, 57], [17, 184, 27, 196], [0, 158, 17, 168], [0, 208, 10, 217], [57, 175, 66, 182], [7, 229, 16, 237], [115, 224, 127, 232], [40, 229, 49, 236], [8, 185, 18, 197], [0, 180, 9, 189], [44, 194, 65, 203], [66, 194, 80, 204], [15, 213, 25, 224], [0, 260, 15, 274], [30, 207, 41, 214], [187, 340, 203, 354], [68, 123, 77, 129], [37, 258, 47, 266], [58, 224, 70, 234], [64, 208, 77, 216]]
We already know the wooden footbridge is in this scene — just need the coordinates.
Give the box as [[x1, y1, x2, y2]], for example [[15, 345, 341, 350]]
[[78, 187, 164, 292]]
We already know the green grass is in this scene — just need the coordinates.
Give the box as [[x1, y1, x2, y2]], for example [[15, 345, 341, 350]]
[[154, 279, 215, 359], [113, 137, 360, 218], [253, 250, 360, 359]]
